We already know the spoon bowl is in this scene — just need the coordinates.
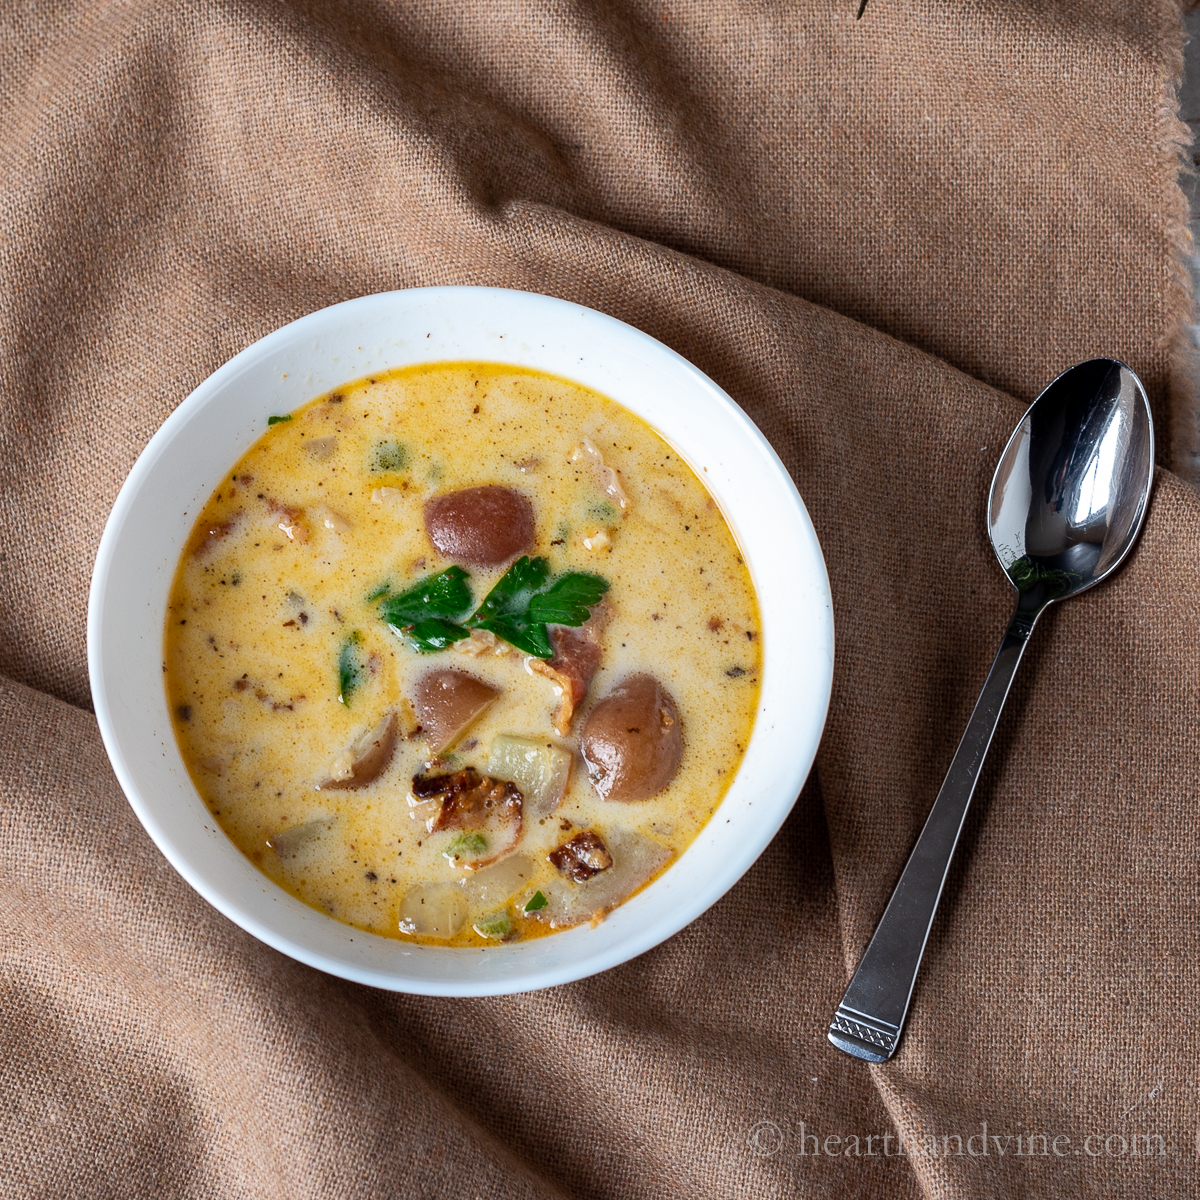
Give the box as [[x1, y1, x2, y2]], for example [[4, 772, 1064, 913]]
[[990, 358, 1154, 608], [828, 358, 1154, 1062]]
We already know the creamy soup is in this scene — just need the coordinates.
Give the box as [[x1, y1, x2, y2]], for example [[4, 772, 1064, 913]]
[[165, 363, 760, 946]]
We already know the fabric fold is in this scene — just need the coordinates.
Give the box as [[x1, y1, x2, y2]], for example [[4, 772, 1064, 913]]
[[2, 1, 1196, 1196]]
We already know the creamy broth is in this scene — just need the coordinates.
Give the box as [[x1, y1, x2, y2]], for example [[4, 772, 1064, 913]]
[[165, 363, 760, 945]]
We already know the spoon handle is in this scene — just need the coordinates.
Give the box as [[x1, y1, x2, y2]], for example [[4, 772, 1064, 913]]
[[827, 600, 1041, 1062]]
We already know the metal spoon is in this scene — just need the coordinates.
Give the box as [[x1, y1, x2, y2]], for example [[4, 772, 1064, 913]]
[[827, 358, 1155, 1063]]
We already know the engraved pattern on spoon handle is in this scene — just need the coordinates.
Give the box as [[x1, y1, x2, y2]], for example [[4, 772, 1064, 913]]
[[827, 600, 1041, 1062]]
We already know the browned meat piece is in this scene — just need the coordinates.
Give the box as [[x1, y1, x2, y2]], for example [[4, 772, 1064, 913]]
[[424, 485, 534, 566], [266, 498, 309, 543], [409, 768, 523, 868], [580, 673, 683, 801], [413, 769, 521, 831], [190, 511, 240, 557], [411, 668, 498, 753], [549, 830, 614, 882], [318, 711, 398, 791], [528, 600, 611, 734]]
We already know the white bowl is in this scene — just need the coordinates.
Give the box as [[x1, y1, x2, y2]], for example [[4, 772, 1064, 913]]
[[88, 287, 833, 995]]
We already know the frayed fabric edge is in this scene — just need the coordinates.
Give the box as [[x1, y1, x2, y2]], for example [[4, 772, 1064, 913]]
[[1160, 2, 1200, 482]]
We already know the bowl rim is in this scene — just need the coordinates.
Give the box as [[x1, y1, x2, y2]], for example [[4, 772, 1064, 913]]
[[88, 285, 834, 995]]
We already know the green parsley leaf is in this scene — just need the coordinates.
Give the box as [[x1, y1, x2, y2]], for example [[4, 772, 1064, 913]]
[[366, 581, 391, 603], [524, 890, 548, 913], [378, 568, 473, 651], [460, 557, 547, 657], [404, 617, 472, 652], [466, 556, 555, 657], [267, 414, 292, 425], [337, 631, 364, 705], [527, 572, 610, 626], [468, 556, 549, 625], [377, 558, 609, 658], [487, 619, 554, 658], [467, 557, 608, 658]]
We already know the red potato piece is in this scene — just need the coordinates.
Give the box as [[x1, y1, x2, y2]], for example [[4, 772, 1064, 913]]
[[411, 668, 499, 753], [528, 601, 610, 734], [423, 485, 534, 566], [317, 711, 397, 791], [580, 673, 682, 801]]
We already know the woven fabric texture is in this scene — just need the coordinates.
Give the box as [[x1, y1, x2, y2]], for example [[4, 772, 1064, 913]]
[[1, 2, 1196, 1196]]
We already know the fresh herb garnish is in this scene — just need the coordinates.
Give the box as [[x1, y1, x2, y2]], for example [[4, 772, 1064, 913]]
[[466, 556, 609, 658], [445, 832, 488, 858], [374, 557, 608, 659], [377, 567, 473, 653], [337, 631, 364, 705], [524, 890, 548, 913], [366, 581, 391, 603], [464, 556, 553, 657], [267, 414, 292, 425], [527, 571, 610, 627]]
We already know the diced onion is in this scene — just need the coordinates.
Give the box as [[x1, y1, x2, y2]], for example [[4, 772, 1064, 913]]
[[571, 438, 629, 512], [277, 519, 309, 543], [318, 507, 353, 534]]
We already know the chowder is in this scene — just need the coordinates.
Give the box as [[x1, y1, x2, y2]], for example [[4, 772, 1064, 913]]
[[165, 363, 760, 945]]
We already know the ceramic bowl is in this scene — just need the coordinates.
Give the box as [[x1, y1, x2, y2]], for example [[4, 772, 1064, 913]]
[[88, 286, 833, 995]]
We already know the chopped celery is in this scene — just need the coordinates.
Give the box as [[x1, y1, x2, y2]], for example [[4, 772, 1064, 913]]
[[445, 832, 488, 859], [473, 910, 513, 939]]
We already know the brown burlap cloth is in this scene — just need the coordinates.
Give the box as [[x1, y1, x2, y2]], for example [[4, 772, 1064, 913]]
[[2, 1, 1198, 1196]]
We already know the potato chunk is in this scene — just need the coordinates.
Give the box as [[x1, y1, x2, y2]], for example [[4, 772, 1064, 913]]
[[424, 485, 534, 566], [398, 883, 468, 938], [411, 668, 498, 753], [317, 710, 397, 790], [534, 828, 671, 928], [580, 674, 682, 801]]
